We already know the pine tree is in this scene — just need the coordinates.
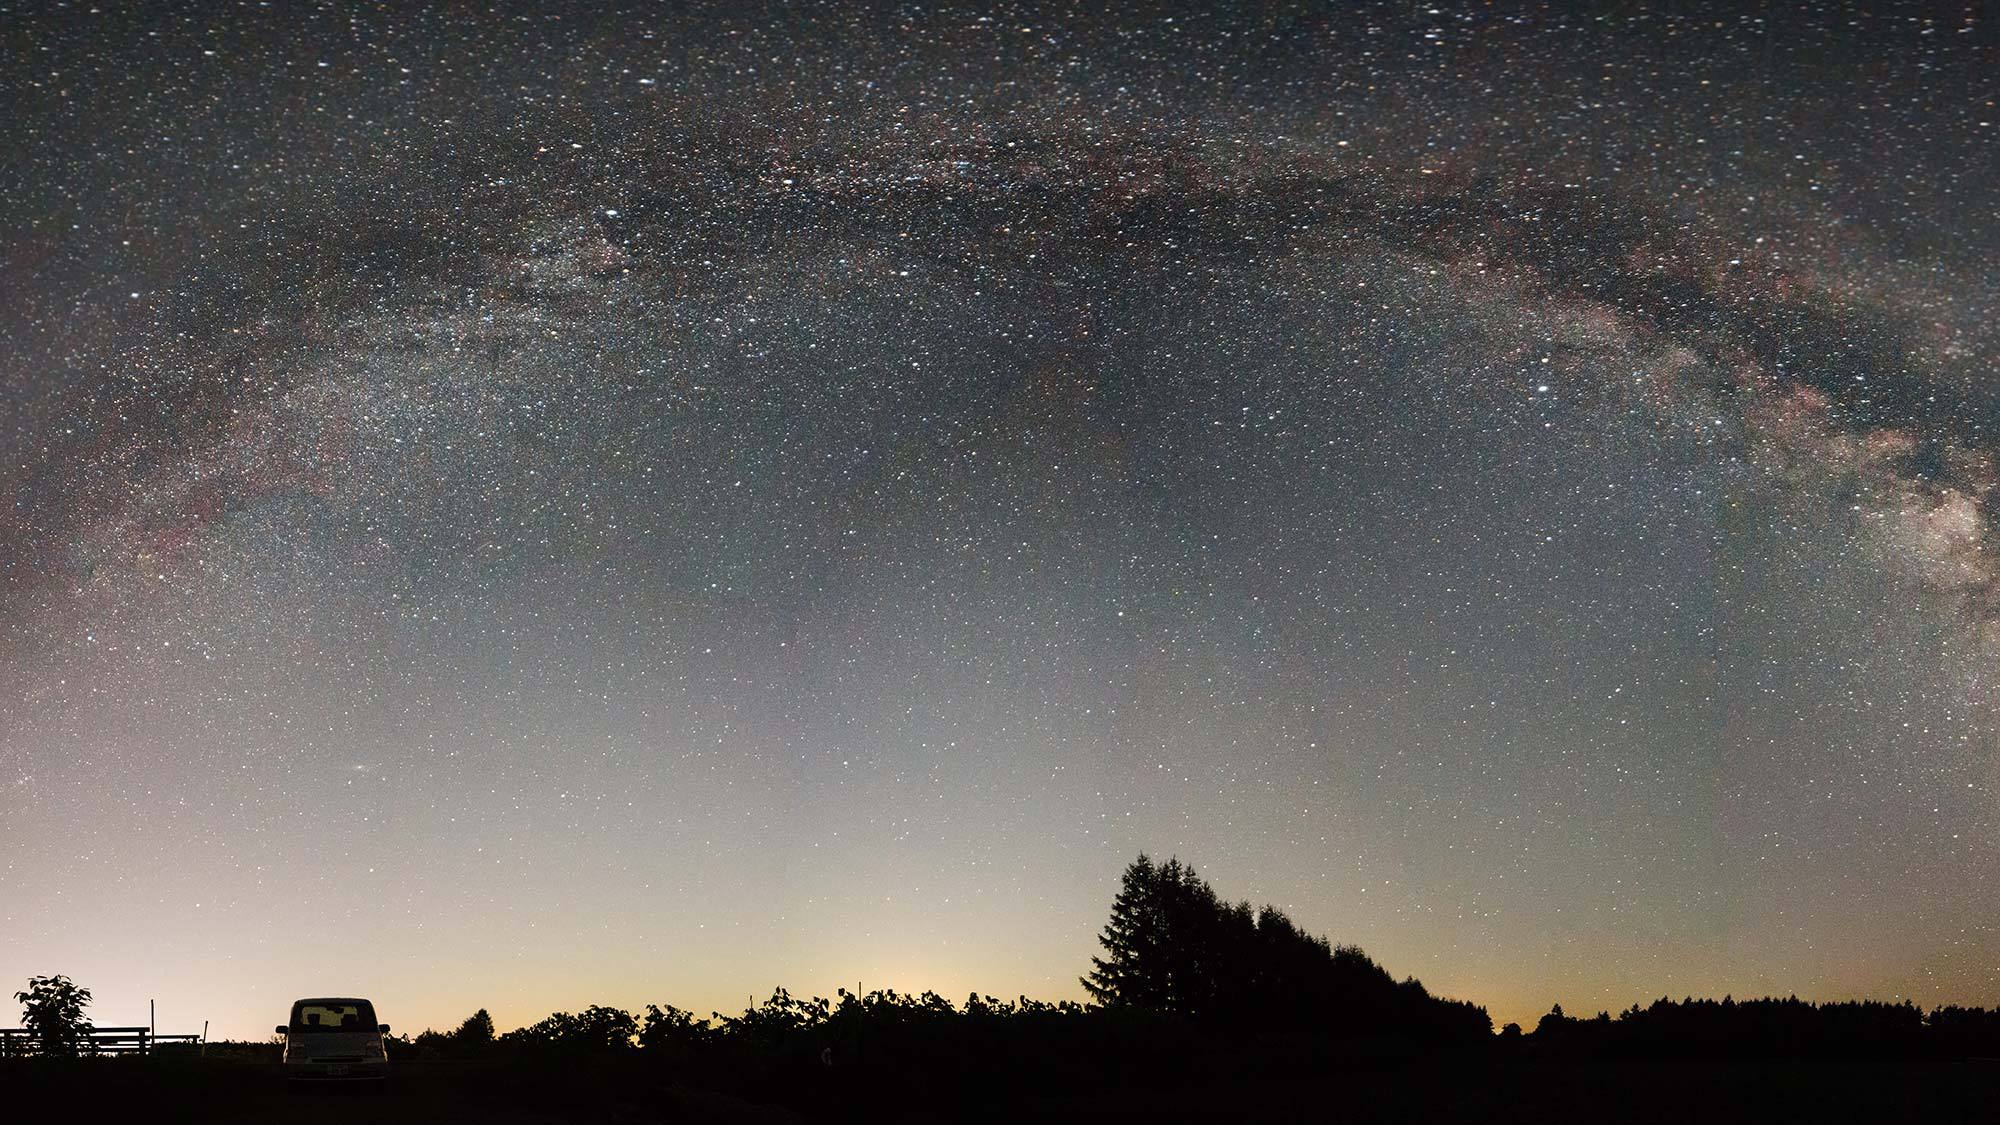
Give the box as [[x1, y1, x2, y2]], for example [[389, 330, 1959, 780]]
[[1081, 854, 1165, 1008], [1154, 856, 1218, 1018], [1082, 854, 1227, 1017]]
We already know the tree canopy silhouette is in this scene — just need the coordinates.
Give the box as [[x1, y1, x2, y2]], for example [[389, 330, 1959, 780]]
[[1524, 994, 1997, 1059], [498, 1004, 639, 1052], [454, 1008, 494, 1048]]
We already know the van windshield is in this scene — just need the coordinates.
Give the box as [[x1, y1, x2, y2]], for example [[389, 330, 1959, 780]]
[[291, 1001, 376, 1032]]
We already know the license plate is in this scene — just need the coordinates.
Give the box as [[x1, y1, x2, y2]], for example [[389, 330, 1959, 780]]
[[327, 1065, 348, 1076]]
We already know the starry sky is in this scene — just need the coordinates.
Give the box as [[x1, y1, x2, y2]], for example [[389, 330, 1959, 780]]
[[3, 2, 1996, 1040]]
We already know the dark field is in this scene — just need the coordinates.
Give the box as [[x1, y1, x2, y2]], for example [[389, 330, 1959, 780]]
[[8, 1053, 1996, 1124]]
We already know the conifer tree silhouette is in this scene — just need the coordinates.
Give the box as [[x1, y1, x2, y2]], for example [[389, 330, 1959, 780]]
[[1081, 853, 1166, 1009]]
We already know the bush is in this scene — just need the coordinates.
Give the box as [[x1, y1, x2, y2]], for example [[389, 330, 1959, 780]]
[[13, 976, 94, 1059]]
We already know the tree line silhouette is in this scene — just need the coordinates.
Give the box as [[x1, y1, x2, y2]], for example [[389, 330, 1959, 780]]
[[10, 854, 1999, 1084], [1082, 854, 1491, 1042], [380, 855, 1997, 1076], [1524, 995, 2000, 1060]]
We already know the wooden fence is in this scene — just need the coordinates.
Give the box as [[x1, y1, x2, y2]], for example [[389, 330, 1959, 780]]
[[0, 1026, 202, 1056]]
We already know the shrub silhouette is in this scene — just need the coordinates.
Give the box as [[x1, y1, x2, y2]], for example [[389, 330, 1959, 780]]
[[638, 1003, 713, 1053], [12, 976, 94, 1058], [499, 1004, 638, 1052], [406, 1006, 497, 1058], [400, 982, 2000, 1108]]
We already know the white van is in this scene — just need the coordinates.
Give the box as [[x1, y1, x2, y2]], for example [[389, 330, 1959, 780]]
[[277, 997, 390, 1081]]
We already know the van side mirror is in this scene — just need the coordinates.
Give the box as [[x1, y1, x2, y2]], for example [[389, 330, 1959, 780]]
[[379, 1024, 391, 1034], [275, 1026, 287, 1035]]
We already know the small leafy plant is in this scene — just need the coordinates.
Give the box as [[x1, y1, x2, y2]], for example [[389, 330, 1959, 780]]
[[14, 976, 95, 1058]]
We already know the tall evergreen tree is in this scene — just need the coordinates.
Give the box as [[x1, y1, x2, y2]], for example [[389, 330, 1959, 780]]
[[1082, 855, 1243, 1018], [1155, 856, 1219, 1017], [1081, 854, 1165, 1008]]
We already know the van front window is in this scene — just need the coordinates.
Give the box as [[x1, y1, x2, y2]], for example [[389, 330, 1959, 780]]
[[291, 1002, 375, 1032]]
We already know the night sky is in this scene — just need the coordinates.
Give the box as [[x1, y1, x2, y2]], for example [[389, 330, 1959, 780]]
[[4, 2, 1996, 1040]]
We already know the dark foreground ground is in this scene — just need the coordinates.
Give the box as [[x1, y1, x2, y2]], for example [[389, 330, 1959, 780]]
[[6, 1053, 1996, 1123]]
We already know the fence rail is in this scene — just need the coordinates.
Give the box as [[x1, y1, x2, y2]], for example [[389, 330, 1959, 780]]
[[0, 1027, 201, 1056]]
